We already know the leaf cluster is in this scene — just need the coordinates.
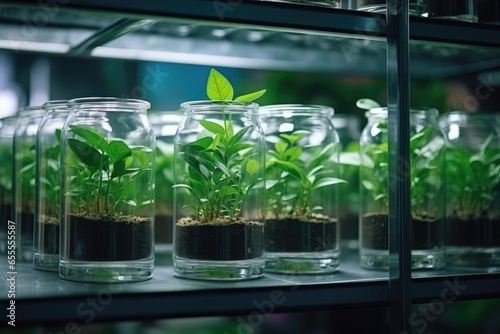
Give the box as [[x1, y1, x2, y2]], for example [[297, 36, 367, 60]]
[[38, 129, 63, 215], [174, 69, 265, 223], [265, 130, 345, 219], [445, 134, 500, 218], [66, 125, 153, 216]]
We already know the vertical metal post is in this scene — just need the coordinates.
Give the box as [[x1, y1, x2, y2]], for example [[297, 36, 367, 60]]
[[387, 0, 412, 333]]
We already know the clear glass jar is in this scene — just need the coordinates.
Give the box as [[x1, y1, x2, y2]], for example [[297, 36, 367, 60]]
[[356, 0, 428, 16], [439, 112, 500, 268], [0, 115, 17, 254], [59, 98, 155, 282], [360, 108, 446, 270], [173, 100, 265, 280], [427, 0, 478, 22], [259, 104, 342, 274], [150, 112, 182, 259], [13, 106, 45, 262], [33, 100, 70, 271]]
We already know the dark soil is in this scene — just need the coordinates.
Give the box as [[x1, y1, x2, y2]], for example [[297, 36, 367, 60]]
[[265, 216, 338, 252], [447, 216, 500, 248], [362, 213, 443, 250], [20, 211, 34, 242], [68, 214, 153, 261], [154, 213, 173, 244], [175, 218, 264, 261], [37, 216, 59, 255]]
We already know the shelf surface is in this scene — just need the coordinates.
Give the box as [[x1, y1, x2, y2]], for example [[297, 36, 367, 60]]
[[2, 247, 500, 326]]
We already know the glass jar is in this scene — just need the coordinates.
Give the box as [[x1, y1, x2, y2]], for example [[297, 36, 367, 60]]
[[173, 100, 265, 280], [259, 104, 342, 274], [439, 112, 500, 268], [150, 112, 182, 260], [59, 98, 155, 282], [13, 106, 45, 262], [360, 108, 446, 270], [0, 115, 17, 254], [356, 0, 428, 16], [33, 100, 70, 271], [427, 0, 478, 22]]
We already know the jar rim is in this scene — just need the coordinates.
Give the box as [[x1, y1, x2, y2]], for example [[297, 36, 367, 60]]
[[68, 97, 151, 109], [259, 104, 334, 116], [180, 100, 259, 112], [17, 106, 45, 116], [366, 107, 439, 118], [43, 100, 70, 111]]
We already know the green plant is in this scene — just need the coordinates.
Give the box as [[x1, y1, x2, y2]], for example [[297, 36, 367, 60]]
[[66, 125, 154, 216], [174, 69, 265, 223], [18, 143, 37, 209], [356, 99, 444, 216], [445, 134, 500, 219], [265, 130, 345, 219], [39, 129, 63, 216]]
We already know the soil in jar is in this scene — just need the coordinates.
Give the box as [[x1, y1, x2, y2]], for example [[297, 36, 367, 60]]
[[38, 215, 59, 255], [175, 217, 264, 261], [265, 215, 338, 253], [362, 212, 443, 250], [68, 214, 153, 261], [447, 215, 500, 248]]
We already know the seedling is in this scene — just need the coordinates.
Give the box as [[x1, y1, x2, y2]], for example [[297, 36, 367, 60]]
[[445, 133, 500, 219], [357, 99, 444, 217], [39, 129, 62, 217], [265, 130, 345, 219], [174, 69, 266, 224], [66, 125, 154, 216]]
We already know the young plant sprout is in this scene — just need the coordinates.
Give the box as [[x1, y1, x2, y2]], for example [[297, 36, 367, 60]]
[[67, 125, 154, 216], [174, 69, 266, 224]]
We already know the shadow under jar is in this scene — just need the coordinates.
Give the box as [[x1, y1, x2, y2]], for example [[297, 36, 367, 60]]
[[33, 100, 71, 271], [173, 101, 265, 281], [259, 104, 342, 274], [439, 112, 500, 269], [360, 108, 446, 270], [59, 98, 155, 283]]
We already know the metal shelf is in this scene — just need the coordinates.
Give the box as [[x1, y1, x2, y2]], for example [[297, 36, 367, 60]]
[[0, 248, 388, 326], [1, 1, 500, 77], [2, 248, 500, 326]]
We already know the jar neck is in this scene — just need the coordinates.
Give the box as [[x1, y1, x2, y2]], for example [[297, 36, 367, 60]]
[[259, 104, 334, 118], [181, 100, 258, 115]]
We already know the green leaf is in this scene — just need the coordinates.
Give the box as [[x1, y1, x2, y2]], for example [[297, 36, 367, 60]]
[[199, 120, 225, 135], [206, 68, 234, 100], [68, 138, 106, 170], [234, 89, 266, 102], [282, 194, 297, 201], [362, 180, 374, 190], [227, 143, 253, 158], [132, 149, 151, 167], [187, 136, 214, 150], [312, 177, 346, 190], [339, 152, 361, 166], [356, 98, 381, 110], [266, 180, 279, 189], [275, 141, 287, 154], [246, 159, 259, 176], [107, 140, 132, 163], [219, 186, 237, 198], [228, 126, 250, 146], [55, 129, 62, 143], [271, 160, 305, 181], [284, 146, 302, 161], [69, 125, 108, 152]]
